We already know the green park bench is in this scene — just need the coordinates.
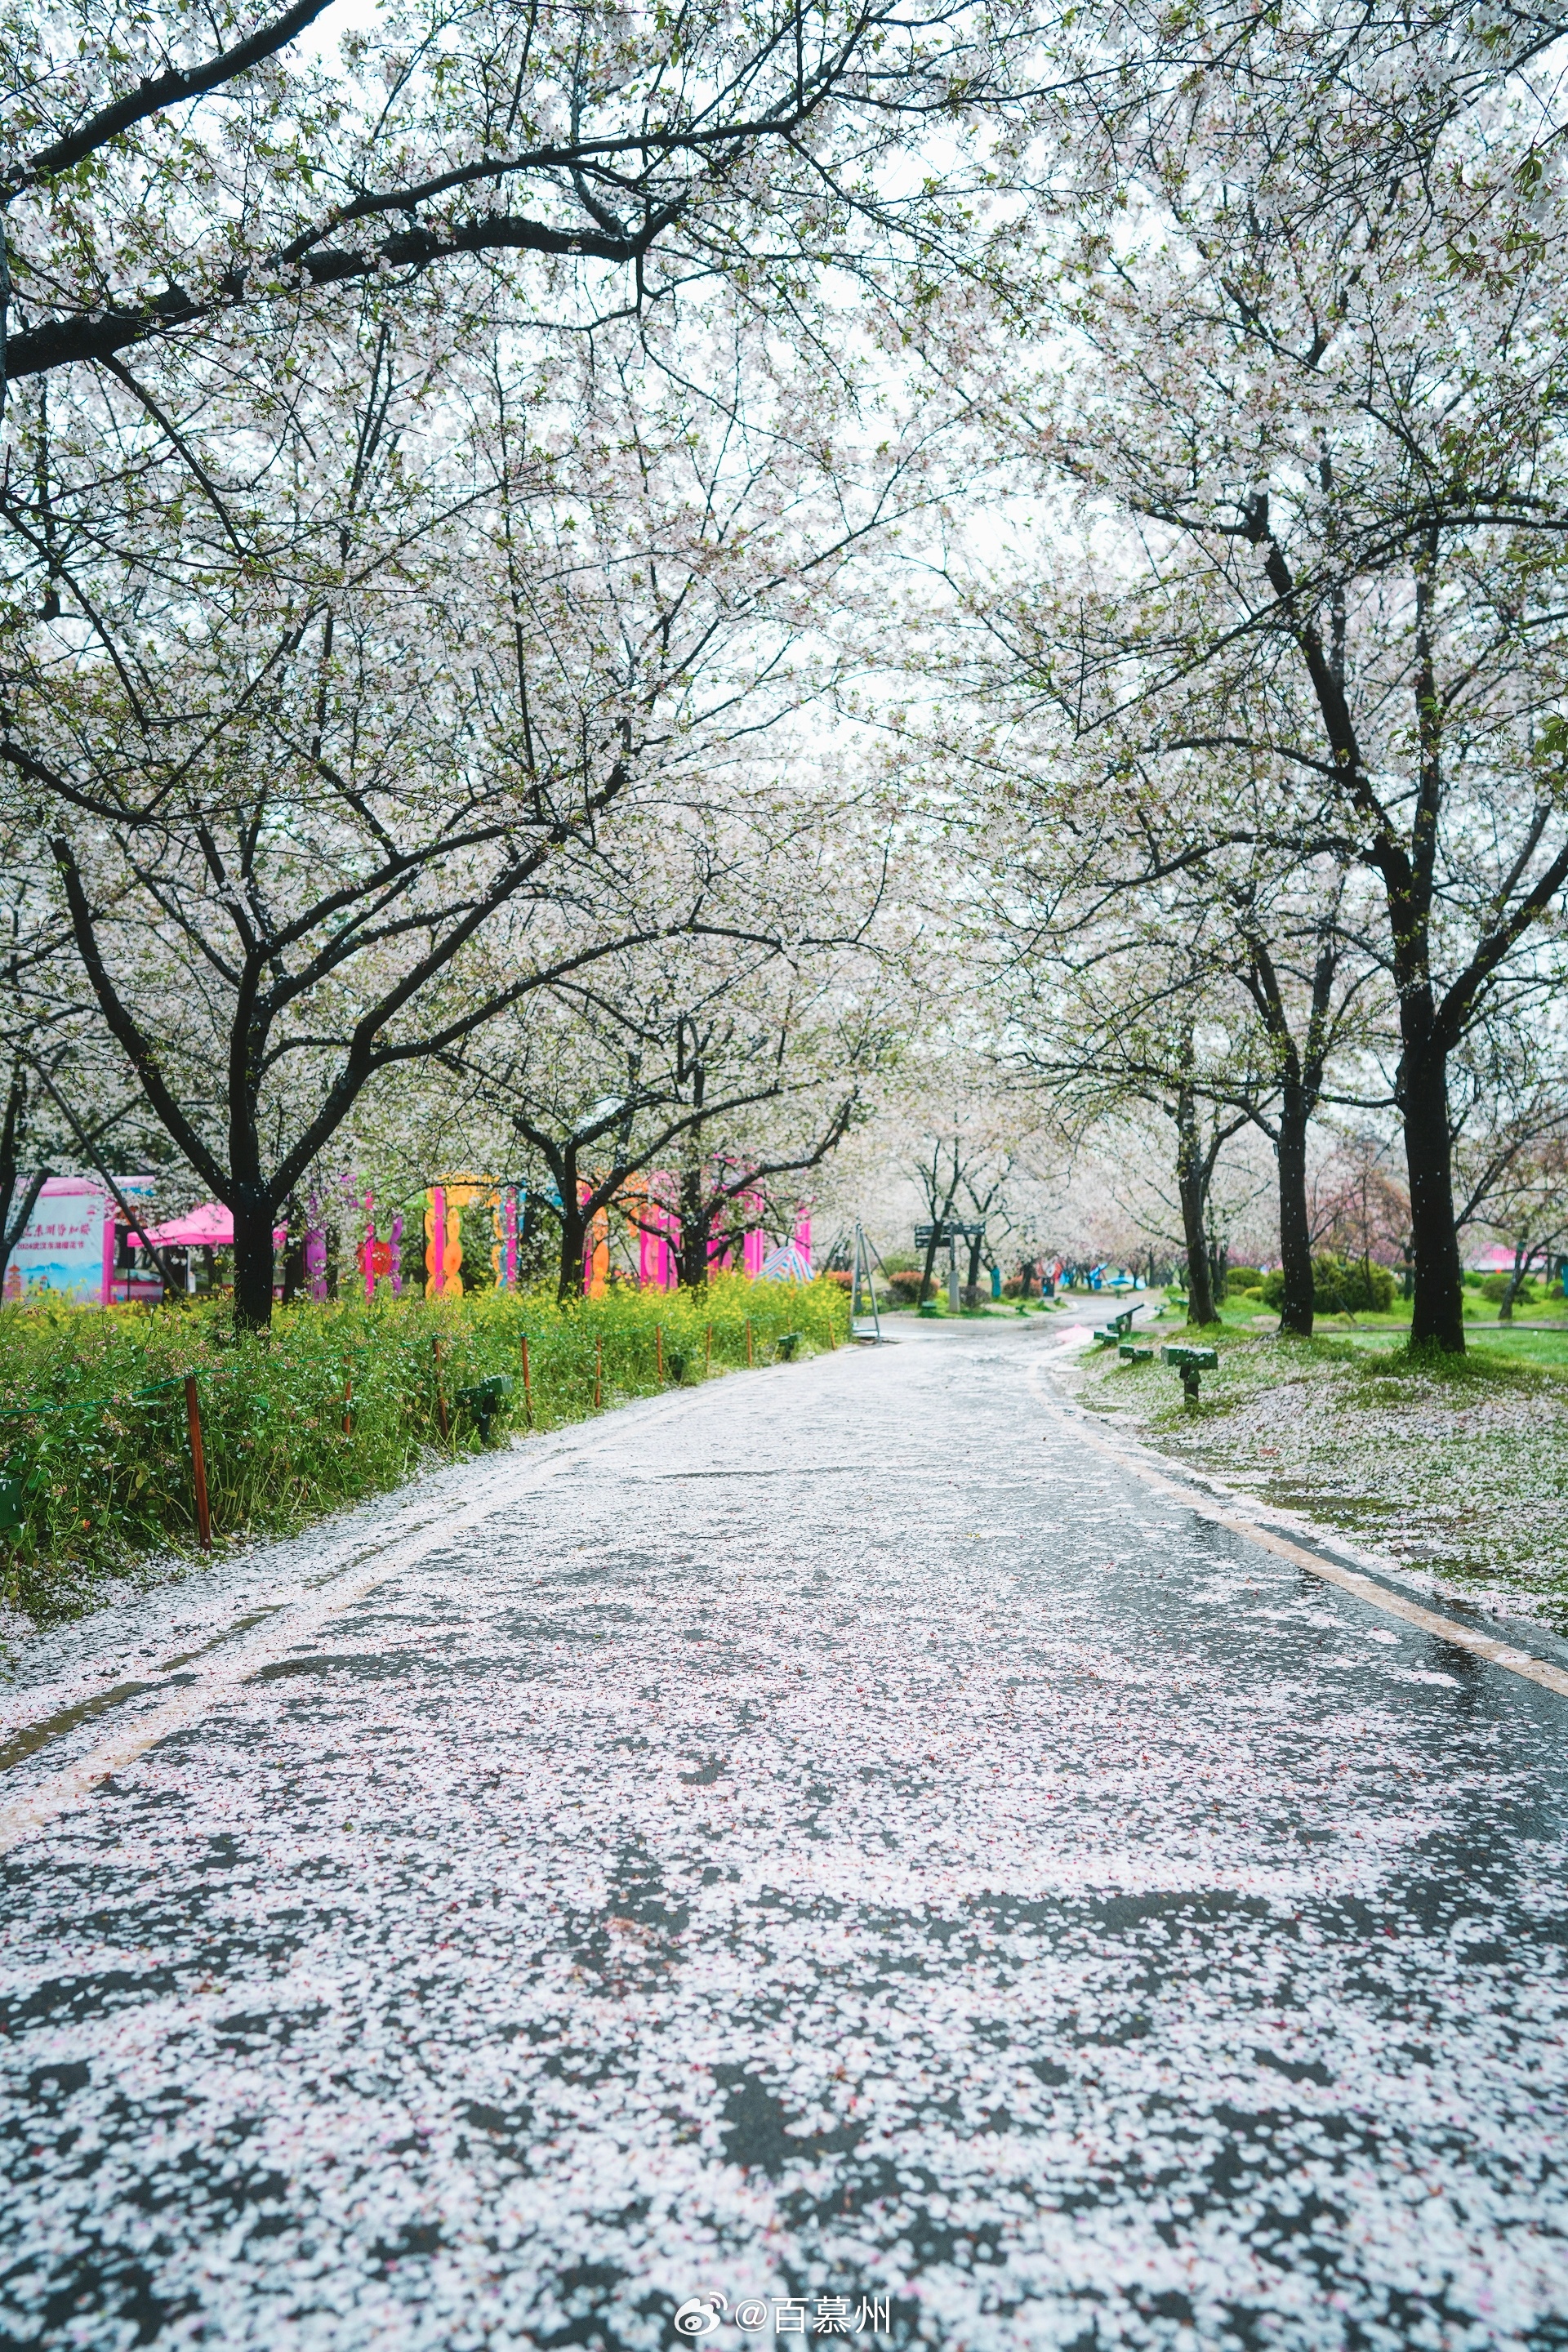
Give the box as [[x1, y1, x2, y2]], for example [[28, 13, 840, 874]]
[[1094, 1306, 1138, 1347], [775, 1331, 803, 1361], [455, 1374, 514, 1442], [1160, 1343, 1218, 1400], [1118, 1343, 1153, 1363]]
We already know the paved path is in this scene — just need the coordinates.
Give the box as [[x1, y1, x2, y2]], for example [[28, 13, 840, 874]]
[[2, 1323, 1566, 2351]]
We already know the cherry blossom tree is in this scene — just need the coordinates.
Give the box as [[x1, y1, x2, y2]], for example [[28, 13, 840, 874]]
[[942, 710, 1384, 1334], [430, 796, 902, 1295], [9, 292, 908, 1324], [906, 17, 1568, 1352], [2, 0, 1042, 393]]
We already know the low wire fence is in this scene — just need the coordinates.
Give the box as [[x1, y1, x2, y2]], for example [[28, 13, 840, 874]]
[[0, 1276, 848, 1621]]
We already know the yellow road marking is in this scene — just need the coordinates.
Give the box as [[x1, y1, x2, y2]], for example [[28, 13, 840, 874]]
[[0, 1392, 704, 1858], [1032, 1366, 1568, 1701]]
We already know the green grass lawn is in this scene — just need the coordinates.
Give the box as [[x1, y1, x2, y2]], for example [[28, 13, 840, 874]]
[[1463, 1326, 1568, 1366], [1072, 1305, 1568, 1629], [1204, 1290, 1568, 1366]]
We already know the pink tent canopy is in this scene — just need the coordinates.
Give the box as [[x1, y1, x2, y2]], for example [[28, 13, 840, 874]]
[[136, 1201, 287, 1249]]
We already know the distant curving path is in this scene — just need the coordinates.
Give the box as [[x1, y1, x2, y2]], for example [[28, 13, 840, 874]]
[[2, 1321, 1565, 2350]]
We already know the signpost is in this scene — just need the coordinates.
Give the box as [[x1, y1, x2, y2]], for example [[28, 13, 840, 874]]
[[914, 1222, 985, 1313]]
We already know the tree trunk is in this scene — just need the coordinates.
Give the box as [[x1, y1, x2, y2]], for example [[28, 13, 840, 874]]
[[677, 1209, 714, 1290], [1176, 1086, 1217, 1326], [1274, 1089, 1315, 1338], [231, 1192, 278, 1330], [1499, 1241, 1532, 1324], [918, 1148, 960, 1303], [0, 1065, 47, 1304], [278, 1196, 305, 1306], [0, 1067, 22, 1305], [557, 1211, 588, 1301], [0, 1172, 47, 1303], [1401, 1045, 1465, 1352], [556, 1160, 589, 1303], [1392, 555, 1465, 1354], [676, 1154, 711, 1291], [917, 1224, 942, 1304]]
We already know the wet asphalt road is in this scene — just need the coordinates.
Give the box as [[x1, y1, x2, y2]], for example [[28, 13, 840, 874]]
[[1, 1321, 1566, 2352]]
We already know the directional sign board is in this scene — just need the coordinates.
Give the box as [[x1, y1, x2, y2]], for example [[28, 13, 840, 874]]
[[915, 1222, 985, 1247]]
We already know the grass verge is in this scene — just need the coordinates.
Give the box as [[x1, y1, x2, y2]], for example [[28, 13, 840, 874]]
[[0, 1276, 845, 1627], [1068, 1310, 1568, 1630]]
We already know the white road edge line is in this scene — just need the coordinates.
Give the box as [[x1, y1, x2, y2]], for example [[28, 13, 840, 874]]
[[0, 1388, 704, 1859], [1029, 1360, 1568, 1703]]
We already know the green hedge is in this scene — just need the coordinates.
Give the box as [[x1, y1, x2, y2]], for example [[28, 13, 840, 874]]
[[1479, 1269, 1539, 1304], [0, 1275, 847, 1623], [1261, 1254, 1396, 1314]]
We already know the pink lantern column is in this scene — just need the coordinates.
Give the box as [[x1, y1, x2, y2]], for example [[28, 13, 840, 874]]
[[742, 1186, 765, 1277]]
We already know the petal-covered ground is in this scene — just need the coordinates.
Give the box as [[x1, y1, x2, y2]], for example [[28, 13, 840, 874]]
[[1, 1322, 1565, 2350], [1067, 1319, 1568, 1624]]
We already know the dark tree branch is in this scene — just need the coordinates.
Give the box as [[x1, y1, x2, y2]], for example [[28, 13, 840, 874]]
[[10, 0, 338, 189]]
